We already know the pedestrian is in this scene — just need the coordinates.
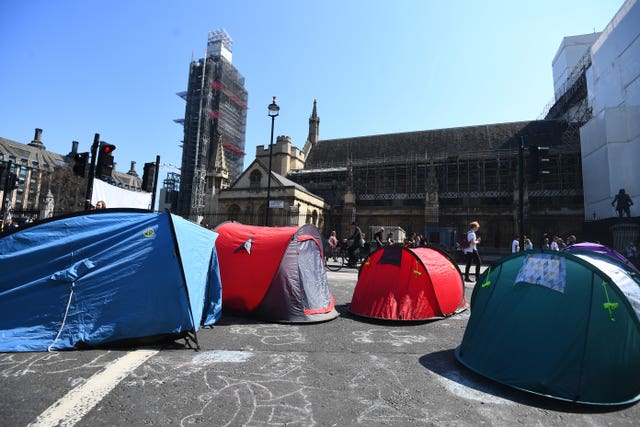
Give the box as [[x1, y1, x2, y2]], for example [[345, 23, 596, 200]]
[[374, 227, 385, 249], [327, 230, 339, 261], [346, 221, 363, 267], [463, 221, 482, 282], [550, 236, 560, 251], [386, 232, 394, 245], [406, 232, 418, 248], [95, 200, 107, 209], [524, 237, 533, 250], [511, 235, 520, 253], [558, 237, 566, 250]]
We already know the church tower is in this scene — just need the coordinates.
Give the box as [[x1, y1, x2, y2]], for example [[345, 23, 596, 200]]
[[213, 135, 229, 190], [302, 99, 320, 156]]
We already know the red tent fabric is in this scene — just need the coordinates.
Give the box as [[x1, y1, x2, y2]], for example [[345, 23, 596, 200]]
[[350, 244, 467, 320], [214, 222, 337, 322]]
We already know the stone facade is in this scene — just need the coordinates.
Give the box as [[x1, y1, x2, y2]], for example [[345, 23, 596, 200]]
[[1, 129, 144, 223], [290, 119, 584, 250], [210, 157, 327, 229]]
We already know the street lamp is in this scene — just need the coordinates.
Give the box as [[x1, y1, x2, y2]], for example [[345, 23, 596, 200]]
[[265, 96, 280, 226]]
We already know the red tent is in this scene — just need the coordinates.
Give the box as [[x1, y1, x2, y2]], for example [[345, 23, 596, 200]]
[[214, 222, 338, 322], [350, 244, 467, 320]]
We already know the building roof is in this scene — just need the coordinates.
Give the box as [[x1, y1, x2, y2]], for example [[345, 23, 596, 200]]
[[304, 120, 571, 169], [0, 136, 66, 171], [1, 135, 142, 190]]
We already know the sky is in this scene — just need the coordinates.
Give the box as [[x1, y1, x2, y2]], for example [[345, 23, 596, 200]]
[[0, 0, 625, 179]]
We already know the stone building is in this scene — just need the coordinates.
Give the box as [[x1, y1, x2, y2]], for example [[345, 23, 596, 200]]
[[207, 133, 326, 228], [291, 118, 583, 250], [0, 128, 144, 225], [544, 0, 639, 251]]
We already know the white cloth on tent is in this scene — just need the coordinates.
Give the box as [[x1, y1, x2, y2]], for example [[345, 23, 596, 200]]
[[91, 178, 152, 209], [515, 253, 567, 293]]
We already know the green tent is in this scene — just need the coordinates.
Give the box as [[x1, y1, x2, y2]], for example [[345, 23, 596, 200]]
[[456, 249, 640, 405]]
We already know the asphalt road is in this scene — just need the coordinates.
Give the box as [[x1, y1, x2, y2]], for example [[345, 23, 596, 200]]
[[1, 266, 639, 426]]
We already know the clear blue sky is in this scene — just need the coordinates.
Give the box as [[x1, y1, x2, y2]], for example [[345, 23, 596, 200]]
[[0, 0, 624, 177]]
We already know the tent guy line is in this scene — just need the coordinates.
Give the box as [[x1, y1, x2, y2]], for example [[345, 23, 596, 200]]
[[29, 349, 158, 427]]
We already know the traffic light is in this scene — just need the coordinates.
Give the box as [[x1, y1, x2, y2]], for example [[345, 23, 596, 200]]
[[72, 152, 89, 177], [141, 162, 156, 192], [527, 146, 550, 183], [95, 142, 116, 179]]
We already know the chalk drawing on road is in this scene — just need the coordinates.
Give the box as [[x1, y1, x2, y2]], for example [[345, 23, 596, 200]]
[[352, 329, 428, 347], [349, 355, 429, 424], [0, 352, 114, 377], [192, 350, 252, 365], [229, 324, 306, 346], [181, 352, 316, 427]]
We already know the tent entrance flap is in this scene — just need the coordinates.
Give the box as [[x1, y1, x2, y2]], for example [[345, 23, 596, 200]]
[[297, 239, 333, 314]]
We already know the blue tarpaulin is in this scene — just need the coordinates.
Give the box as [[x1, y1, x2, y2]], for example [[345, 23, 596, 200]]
[[0, 210, 221, 352]]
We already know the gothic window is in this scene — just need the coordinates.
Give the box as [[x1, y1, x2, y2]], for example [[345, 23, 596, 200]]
[[250, 170, 262, 192]]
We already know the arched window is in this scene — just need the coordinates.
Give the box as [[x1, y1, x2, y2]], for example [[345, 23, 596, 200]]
[[250, 170, 262, 192]]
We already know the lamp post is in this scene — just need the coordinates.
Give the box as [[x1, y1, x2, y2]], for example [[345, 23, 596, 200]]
[[265, 96, 280, 226]]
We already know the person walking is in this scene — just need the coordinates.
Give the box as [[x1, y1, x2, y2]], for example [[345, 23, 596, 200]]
[[346, 221, 363, 267], [464, 221, 482, 282], [374, 227, 385, 249]]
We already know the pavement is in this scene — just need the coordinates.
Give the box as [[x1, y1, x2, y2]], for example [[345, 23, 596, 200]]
[[1, 265, 639, 426]]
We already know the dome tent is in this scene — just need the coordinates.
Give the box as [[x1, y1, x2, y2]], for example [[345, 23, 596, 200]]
[[565, 241, 639, 273], [214, 222, 337, 322], [350, 244, 467, 320], [456, 249, 640, 405], [0, 210, 222, 352]]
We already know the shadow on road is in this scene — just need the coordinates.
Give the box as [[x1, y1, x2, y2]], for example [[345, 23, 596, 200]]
[[419, 349, 632, 414]]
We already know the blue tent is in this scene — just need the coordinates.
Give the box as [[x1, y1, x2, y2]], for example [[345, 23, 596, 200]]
[[0, 210, 222, 352]]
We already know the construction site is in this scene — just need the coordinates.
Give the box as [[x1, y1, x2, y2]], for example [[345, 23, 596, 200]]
[[175, 30, 248, 221]]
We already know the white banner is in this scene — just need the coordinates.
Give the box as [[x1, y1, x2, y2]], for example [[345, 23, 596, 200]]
[[91, 178, 152, 210]]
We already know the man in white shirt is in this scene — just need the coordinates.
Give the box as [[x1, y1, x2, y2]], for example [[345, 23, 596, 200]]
[[464, 221, 482, 282], [511, 236, 520, 253]]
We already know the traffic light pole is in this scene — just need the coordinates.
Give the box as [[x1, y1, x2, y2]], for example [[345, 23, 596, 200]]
[[150, 155, 160, 212], [0, 160, 12, 228], [84, 133, 100, 211], [518, 136, 525, 250]]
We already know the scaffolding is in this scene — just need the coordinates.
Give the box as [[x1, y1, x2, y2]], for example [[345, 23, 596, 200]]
[[175, 30, 248, 219]]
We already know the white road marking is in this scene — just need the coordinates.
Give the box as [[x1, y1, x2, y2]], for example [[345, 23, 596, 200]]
[[28, 349, 158, 427]]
